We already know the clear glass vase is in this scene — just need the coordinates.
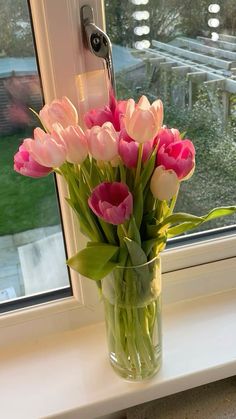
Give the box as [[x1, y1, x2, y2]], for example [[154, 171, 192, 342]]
[[102, 256, 162, 381]]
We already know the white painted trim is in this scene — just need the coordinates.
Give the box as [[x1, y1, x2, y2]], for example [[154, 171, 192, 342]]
[[29, 0, 107, 303], [162, 233, 236, 273], [1, 289, 236, 418], [0, 295, 103, 350], [163, 256, 236, 304]]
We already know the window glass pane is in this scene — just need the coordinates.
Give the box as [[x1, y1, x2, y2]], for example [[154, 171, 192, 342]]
[[0, 0, 70, 304], [105, 0, 236, 234]]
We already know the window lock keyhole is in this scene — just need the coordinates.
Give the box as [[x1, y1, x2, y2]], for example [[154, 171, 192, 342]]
[[91, 33, 102, 53]]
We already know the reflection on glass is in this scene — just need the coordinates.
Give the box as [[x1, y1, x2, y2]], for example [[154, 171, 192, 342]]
[[134, 40, 151, 50], [0, 1, 69, 304], [208, 4, 221, 14], [211, 32, 220, 41], [131, 0, 149, 5], [105, 0, 236, 235], [132, 11, 150, 20], [134, 26, 150, 36], [208, 18, 220, 28]]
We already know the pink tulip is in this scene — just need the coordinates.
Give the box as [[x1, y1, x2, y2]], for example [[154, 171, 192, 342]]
[[118, 129, 153, 168], [157, 139, 195, 180], [88, 182, 133, 225], [84, 99, 127, 131], [23, 127, 67, 168], [14, 144, 52, 178], [154, 126, 181, 150], [124, 95, 163, 144], [54, 124, 88, 164], [113, 100, 127, 131], [39, 96, 78, 132], [150, 166, 179, 201], [86, 122, 119, 161], [84, 106, 113, 129]]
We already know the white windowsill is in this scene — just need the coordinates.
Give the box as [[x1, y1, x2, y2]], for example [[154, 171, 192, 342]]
[[1, 288, 236, 419]]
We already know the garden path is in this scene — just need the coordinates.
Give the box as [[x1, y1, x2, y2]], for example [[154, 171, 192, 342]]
[[0, 225, 62, 302]]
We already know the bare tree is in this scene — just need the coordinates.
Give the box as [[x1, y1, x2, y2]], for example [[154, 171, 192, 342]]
[[0, 0, 34, 57]]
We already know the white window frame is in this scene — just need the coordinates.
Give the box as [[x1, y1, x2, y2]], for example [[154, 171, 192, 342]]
[[1, 0, 236, 349]]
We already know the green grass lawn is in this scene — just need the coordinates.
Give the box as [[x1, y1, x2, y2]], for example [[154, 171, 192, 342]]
[[0, 133, 60, 236]]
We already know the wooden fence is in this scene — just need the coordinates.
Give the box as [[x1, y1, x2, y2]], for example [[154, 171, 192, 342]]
[[118, 34, 236, 128]]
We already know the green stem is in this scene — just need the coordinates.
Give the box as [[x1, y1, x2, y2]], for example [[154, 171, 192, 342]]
[[99, 219, 117, 245], [138, 306, 156, 365], [114, 303, 130, 369], [105, 299, 160, 379], [81, 164, 92, 191], [119, 163, 126, 184], [168, 189, 179, 216], [105, 162, 114, 182], [126, 307, 142, 373], [134, 143, 144, 189], [135, 307, 154, 369], [120, 224, 129, 238]]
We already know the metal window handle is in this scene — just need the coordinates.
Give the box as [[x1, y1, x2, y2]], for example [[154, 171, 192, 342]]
[[81, 5, 116, 95]]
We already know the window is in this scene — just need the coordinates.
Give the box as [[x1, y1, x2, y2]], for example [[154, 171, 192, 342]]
[[0, 0, 72, 311], [0, 0, 235, 337], [105, 0, 236, 237]]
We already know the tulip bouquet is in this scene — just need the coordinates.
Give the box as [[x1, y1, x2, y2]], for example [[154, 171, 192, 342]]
[[14, 93, 236, 380]]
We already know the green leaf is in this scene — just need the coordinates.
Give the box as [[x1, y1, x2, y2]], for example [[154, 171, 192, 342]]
[[128, 216, 141, 245], [124, 238, 153, 299], [203, 206, 236, 222], [65, 198, 96, 241], [147, 213, 204, 239], [167, 222, 199, 238], [67, 243, 119, 280], [159, 212, 204, 230], [118, 247, 128, 266], [168, 206, 236, 238], [124, 237, 147, 266], [146, 223, 160, 239], [140, 147, 156, 190], [142, 235, 167, 255]]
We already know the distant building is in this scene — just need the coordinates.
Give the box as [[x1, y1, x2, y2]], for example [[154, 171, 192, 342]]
[[0, 57, 42, 135]]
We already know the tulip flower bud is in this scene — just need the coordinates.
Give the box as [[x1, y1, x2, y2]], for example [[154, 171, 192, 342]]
[[124, 95, 163, 144], [157, 139, 195, 180], [118, 129, 153, 168], [39, 96, 78, 133], [23, 127, 67, 168], [53, 124, 88, 164], [84, 99, 127, 131], [88, 182, 133, 225], [14, 144, 52, 178], [150, 166, 179, 201], [86, 122, 119, 161]]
